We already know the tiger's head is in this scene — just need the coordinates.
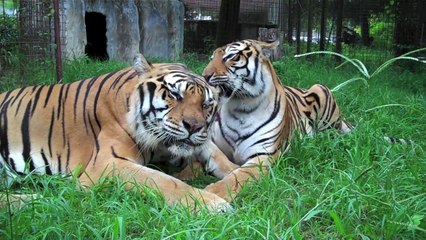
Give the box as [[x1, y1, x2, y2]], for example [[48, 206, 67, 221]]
[[203, 39, 279, 98], [130, 54, 218, 158]]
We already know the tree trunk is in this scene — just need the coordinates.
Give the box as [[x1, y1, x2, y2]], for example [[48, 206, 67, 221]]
[[319, 0, 326, 50], [216, 0, 240, 47], [335, 0, 344, 55], [306, 0, 313, 52], [296, 1, 301, 54], [287, 0, 293, 44], [360, 14, 371, 46], [394, 0, 422, 55]]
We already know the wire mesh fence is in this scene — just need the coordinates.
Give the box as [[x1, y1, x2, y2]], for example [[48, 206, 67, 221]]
[[1, 0, 425, 76], [183, 0, 425, 62], [0, 0, 55, 80]]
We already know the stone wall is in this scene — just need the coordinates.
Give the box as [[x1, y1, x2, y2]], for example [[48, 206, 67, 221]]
[[61, 0, 183, 62]]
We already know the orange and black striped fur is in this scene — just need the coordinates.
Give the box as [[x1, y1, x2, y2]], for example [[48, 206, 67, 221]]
[[0, 54, 233, 212], [200, 40, 355, 201], [201, 40, 410, 201]]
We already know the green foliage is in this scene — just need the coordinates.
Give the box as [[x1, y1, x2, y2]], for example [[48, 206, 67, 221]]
[[369, 18, 394, 48], [0, 14, 18, 65], [0, 55, 425, 239]]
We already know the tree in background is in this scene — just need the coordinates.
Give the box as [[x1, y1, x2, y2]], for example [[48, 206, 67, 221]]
[[319, 0, 326, 50], [216, 0, 240, 47], [394, 0, 425, 55]]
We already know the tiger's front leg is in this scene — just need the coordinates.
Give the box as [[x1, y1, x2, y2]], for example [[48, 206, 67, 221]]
[[174, 141, 239, 181], [204, 154, 277, 202], [79, 129, 232, 213]]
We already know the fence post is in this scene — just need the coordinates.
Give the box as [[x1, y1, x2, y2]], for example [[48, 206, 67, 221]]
[[335, 0, 343, 58], [216, 0, 240, 47], [319, 0, 326, 51], [53, 0, 63, 82]]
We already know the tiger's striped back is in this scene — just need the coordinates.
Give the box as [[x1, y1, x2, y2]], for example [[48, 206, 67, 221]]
[[0, 67, 139, 177]]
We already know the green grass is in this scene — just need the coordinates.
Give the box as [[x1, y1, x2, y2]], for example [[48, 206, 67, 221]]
[[1, 54, 425, 239]]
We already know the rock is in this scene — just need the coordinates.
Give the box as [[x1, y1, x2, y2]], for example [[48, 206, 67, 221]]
[[61, 0, 183, 62]]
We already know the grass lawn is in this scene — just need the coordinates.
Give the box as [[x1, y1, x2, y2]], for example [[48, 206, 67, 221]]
[[0, 54, 425, 239]]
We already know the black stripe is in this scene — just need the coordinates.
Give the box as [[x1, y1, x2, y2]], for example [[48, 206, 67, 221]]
[[40, 149, 52, 175], [8, 157, 18, 173], [74, 79, 86, 122], [116, 71, 138, 95], [61, 85, 71, 146], [138, 85, 145, 113], [248, 56, 259, 86], [31, 86, 45, 116], [111, 146, 129, 161], [10, 88, 27, 106], [88, 116, 100, 165], [238, 89, 281, 142], [145, 82, 157, 115], [0, 99, 10, 163], [246, 150, 277, 162], [66, 140, 71, 172], [0, 91, 13, 109], [249, 130, 281, 148], [82, 77, 98, 131], [14, 92, 28, 116], [44, 85, 55, 107], [93, 72, 116, 130], [57, 154, 62, 173], [56, 84, 65, 119], [285, 87, 307, 107], [217, 115, 235, 151], [304, 92, 320, 108], [109, 69, 132, 92], [48, 108, 55, 157], [21, 100, 34, 171], [126, 95, 130, 112]]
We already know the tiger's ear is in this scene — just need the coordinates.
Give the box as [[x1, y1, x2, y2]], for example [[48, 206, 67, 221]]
[[257, 40, 279, 59], [134, 53, 152, 74]]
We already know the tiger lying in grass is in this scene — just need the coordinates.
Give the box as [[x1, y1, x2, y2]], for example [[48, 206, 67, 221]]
[[0, 54, 234, 212], [198, 39, 410, 201]]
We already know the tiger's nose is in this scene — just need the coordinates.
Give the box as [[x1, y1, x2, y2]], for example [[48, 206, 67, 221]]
[[183, 118, 204, 134]]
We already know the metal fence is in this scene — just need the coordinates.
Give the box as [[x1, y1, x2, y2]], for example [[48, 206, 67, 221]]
[[183, 0, 426, 61], [1, 0, 425, 74]]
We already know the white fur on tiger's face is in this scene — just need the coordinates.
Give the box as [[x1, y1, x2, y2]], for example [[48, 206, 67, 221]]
[[128, 63, 219, 158]]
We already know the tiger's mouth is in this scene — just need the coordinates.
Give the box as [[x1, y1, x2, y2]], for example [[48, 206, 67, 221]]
[[207, 76, 235, 97], [165, 138, 204, 157], [164, 138, 202, 148]]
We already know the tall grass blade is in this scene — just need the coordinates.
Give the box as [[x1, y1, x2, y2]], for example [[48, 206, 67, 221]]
[[364, 103, 408, 112], [371, 55, 425, 78], [295, 51, 368, 77], [328, 210, 347, 237], [113, 216, 126, 240], [331, 77, 369, 92]]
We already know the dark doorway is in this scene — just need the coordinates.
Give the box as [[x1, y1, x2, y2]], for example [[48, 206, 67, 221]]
[[85, 12, 109, 61]]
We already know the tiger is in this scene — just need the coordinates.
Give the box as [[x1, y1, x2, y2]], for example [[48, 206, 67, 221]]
[[0, 53, 234, 212], [198, 39, 391, 201]]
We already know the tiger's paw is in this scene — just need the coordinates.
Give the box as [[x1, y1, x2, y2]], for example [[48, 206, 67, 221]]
[[205, 196, 234, 213], [182, 189, 234, 213]]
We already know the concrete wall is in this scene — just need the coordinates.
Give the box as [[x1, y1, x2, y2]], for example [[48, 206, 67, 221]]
[[61, 0, 184, 62]]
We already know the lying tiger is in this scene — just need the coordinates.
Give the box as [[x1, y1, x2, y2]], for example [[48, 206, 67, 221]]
[[200, 39, 409, 201], [0, 54, 234, 212]]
